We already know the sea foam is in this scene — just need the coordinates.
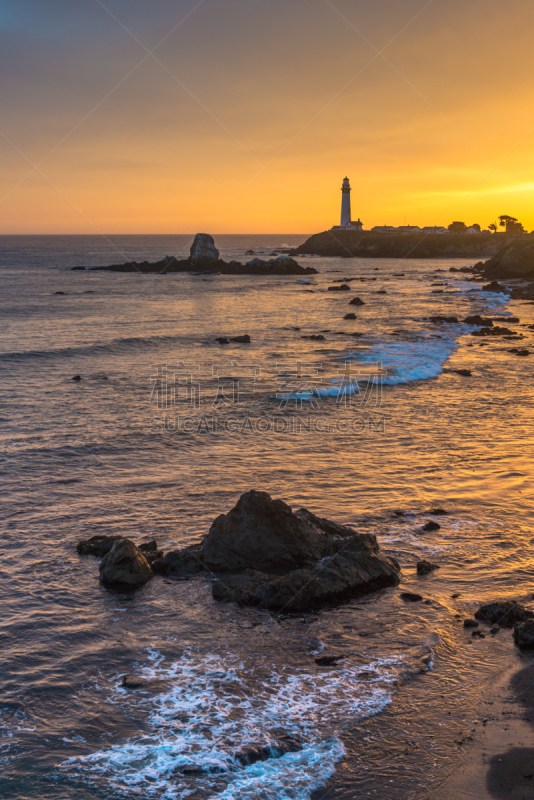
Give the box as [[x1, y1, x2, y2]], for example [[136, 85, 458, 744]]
[[62, 649, 404, 799]]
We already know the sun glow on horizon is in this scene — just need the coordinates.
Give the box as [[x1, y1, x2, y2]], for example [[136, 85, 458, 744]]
[[1, 0, 534, 234]]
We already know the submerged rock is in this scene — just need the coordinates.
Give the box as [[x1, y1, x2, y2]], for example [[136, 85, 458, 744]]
[[315, 655, 344, 666], [429, 315, 459, 324], [463, 315, 493, 326], [421, 521, 441, 532], [475, 601, 534, 628], [99, 539, 153, 588], [121, 674, 148, 689], [163, 491, 400, 611], [417, 560, 440, 575], [481, 281, 511, 294], [463, 618, 479, 628], [349, 297, 365, 306], [234, 735, 302, 767], [470, 326, 516, 337]]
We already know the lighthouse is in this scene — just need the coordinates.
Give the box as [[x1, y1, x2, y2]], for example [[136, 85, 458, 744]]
[[341, 177, 351, 227], [331, 177, 363, 231]]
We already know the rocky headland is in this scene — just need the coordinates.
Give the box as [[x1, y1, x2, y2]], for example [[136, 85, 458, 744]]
[[77, 490, 401, 610], [71, 233, 317, 276], [290, 230, 504, 259], [478, 238, 534, 280], [472, 237, 534, 300]]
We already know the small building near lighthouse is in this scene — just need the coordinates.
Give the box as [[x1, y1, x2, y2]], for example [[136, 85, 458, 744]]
[[331, 177, 363, 231]]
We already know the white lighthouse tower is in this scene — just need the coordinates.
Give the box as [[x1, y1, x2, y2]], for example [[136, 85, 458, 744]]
[[331, 177, 363, 231], [341, 176, 351, 228]]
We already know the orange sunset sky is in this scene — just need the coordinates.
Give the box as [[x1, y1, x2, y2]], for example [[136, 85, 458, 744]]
[[1, 0, 534, 234]]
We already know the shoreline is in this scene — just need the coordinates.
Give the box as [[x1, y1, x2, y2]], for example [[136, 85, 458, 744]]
[[434, 654, 534, 800], [310, 637, 534, 800]]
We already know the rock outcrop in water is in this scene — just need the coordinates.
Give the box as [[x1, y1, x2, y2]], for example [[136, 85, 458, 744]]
[[514, 620, 534, 649], [189, 233, 219, 267], [99, 539, 153, 588], [475, 601, 534, 628], [153, 490, 400, 611], [70, 234, 317, 276]]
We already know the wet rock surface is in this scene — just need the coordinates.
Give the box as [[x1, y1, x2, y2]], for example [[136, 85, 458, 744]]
[[481, 281, 511, 294], [417, 560, 440, 575], [99, 539, 154, 588], [475, 601, 534, 628], [514, 619, 534, 649], [162, 491, 400, 611], [76, 534, 123, 557], [463, 315, 493, 326], [400, 592, 423, 602], [470, 326, 516, 337], [429, 315, 459, 324]]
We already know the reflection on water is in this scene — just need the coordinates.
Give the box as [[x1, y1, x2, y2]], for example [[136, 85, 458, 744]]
[[0, 235, 533, 799]]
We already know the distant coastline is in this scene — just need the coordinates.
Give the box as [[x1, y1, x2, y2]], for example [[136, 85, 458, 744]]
[[290, 229, 524, 259]]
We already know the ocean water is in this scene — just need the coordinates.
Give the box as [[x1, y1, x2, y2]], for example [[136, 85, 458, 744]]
[[1, 234, 533, 800]]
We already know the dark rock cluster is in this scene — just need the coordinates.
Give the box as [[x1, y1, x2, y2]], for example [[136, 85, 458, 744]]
[[77, 491, 400, 610], [71, 234, 317, 276], [156, 492, 399, 610]]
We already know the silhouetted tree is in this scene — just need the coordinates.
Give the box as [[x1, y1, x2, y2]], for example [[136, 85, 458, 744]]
[[448, 221, 467, 234], [471, 223, 481, 232], [488, 222, 498, 234], [499, 215, 525, 233]]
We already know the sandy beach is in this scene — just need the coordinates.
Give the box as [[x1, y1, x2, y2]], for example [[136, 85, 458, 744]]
[[434, 656, 534, 800]]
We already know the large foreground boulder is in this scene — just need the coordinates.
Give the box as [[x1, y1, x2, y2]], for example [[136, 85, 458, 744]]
[[202, 492, 345, 572], [162, 490, 400, 610], [99, 539, 154, 588]]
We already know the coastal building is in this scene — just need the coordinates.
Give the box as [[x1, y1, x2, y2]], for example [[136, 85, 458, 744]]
[[331, 177, 364, 231], [465, 226, 482, 234], [397, 225, 422, 234], [371, 225, 397, 233], [421, 226, 449, 234]]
